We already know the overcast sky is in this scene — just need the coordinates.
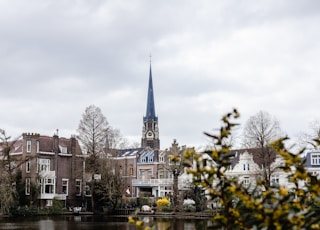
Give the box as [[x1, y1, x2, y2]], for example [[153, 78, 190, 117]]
[[0, 0, 319, 150]]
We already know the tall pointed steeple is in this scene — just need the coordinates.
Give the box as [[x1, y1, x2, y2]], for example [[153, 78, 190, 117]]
[[144, 64, 158, 122], [141, 61, 160, 158]]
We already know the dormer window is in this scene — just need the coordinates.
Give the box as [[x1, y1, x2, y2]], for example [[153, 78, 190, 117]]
[[59, 146, 68, 154], [311, 153, 320, 165], [141, 152, 154, 163], [159, 155, 164, 162]]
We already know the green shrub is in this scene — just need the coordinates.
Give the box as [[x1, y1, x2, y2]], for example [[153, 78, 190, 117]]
[[48, 199, 63, 215], [183, 204, 196, 212], [160, 205, 173, 212]]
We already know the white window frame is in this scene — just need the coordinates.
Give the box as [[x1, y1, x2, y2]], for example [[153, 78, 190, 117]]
[[25, 178, 31, 195], [37, 158, 50, 172], [311, 153, 320, 165], [44, 178, 55, 194], [26, 160, 30, 173], [243, 176, 250, 185], [62, 178, 69, 195], [26, 140, 31, 153], [36, 140, 40, 153]]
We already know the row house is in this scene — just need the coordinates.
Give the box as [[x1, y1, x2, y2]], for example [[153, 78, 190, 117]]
[[5, 132, 85, 208], [226, 148, 293, 190]]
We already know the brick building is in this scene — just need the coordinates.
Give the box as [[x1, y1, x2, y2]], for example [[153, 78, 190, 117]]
[[7, 132, 85, 208]]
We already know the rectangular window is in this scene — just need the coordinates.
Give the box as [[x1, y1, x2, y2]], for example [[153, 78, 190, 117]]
[[36, 140, 40, 153], [62, 179, 68, 195], [159, 170, 164, 179], [119, 165, 123, 175], [37, 158, 50, 172], [26, 140, 31, 153], [140, 169, 145, 179], [75, 179, 82, 196], [26, 160, 30, 173], [129, 166, 133, 176], [45, 178, 54, 194], [271, 175, 279, 185], [25, 178, 31, 195], [243, 176, 250, 185], [311, 154, 320, 165], [148, 169, 152, 178]]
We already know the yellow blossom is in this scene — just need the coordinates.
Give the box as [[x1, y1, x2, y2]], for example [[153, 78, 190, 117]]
[[279, 187, 288, 197]]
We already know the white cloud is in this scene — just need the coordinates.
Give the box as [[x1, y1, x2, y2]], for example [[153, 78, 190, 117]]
[[0, 0, 319, 150]]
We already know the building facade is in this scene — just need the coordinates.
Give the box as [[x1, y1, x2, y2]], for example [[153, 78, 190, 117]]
[[7, 132, 85, 208]]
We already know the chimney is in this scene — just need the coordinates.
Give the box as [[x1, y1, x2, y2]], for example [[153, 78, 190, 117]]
[[70, 135, 77, 155], [53, 130, 59, 154]]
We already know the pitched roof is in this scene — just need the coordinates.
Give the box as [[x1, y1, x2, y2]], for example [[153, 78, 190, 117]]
[[229, 148, 277, 169]]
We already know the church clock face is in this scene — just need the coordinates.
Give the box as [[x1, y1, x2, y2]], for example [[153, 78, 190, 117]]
[[147, 131, 154, 139]]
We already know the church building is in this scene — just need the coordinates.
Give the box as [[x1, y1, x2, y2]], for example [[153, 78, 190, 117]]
[[108, 62, 183, 198]]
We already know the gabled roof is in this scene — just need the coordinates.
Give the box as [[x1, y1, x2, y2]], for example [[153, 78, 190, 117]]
[[229, 148, 277, 169]]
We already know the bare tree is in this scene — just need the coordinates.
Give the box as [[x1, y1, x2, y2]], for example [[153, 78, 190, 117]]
[[242, 111, 281, 148], [298, 119, 320, 150], [77, 105, 109, 155], [241, 111, 282, 189], [77, 105, 128, 211], [106, 127, 128, 150], [77, 105, 110, 173]]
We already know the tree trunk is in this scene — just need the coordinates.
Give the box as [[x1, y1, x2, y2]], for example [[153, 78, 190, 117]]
[[173, 173, 179, 212]]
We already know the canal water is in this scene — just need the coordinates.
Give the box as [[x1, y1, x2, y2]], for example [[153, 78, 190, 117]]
[[0, 215, 213, 230]]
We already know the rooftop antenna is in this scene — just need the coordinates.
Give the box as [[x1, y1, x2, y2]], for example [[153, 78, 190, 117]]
[[149, 53, 152, 64]]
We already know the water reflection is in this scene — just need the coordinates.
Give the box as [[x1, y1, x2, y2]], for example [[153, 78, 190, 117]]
[[0, 215, 212, 230]]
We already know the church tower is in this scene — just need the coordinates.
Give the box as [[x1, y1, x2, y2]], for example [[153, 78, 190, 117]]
[[141, 63, 160, 161]]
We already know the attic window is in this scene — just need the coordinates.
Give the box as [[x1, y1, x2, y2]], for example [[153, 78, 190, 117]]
[[243, 163, 250, 171], [59, 146, 68, 154], [311, 153, 320, 165], [159, 155, 164, 162]]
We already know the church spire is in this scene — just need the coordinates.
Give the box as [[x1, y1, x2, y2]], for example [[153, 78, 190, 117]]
[[141, 61, 160, 154], [144, 63, 157, 122]]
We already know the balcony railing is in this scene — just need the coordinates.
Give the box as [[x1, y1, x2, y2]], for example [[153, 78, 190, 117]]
[[132, 178, 173, 187]]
